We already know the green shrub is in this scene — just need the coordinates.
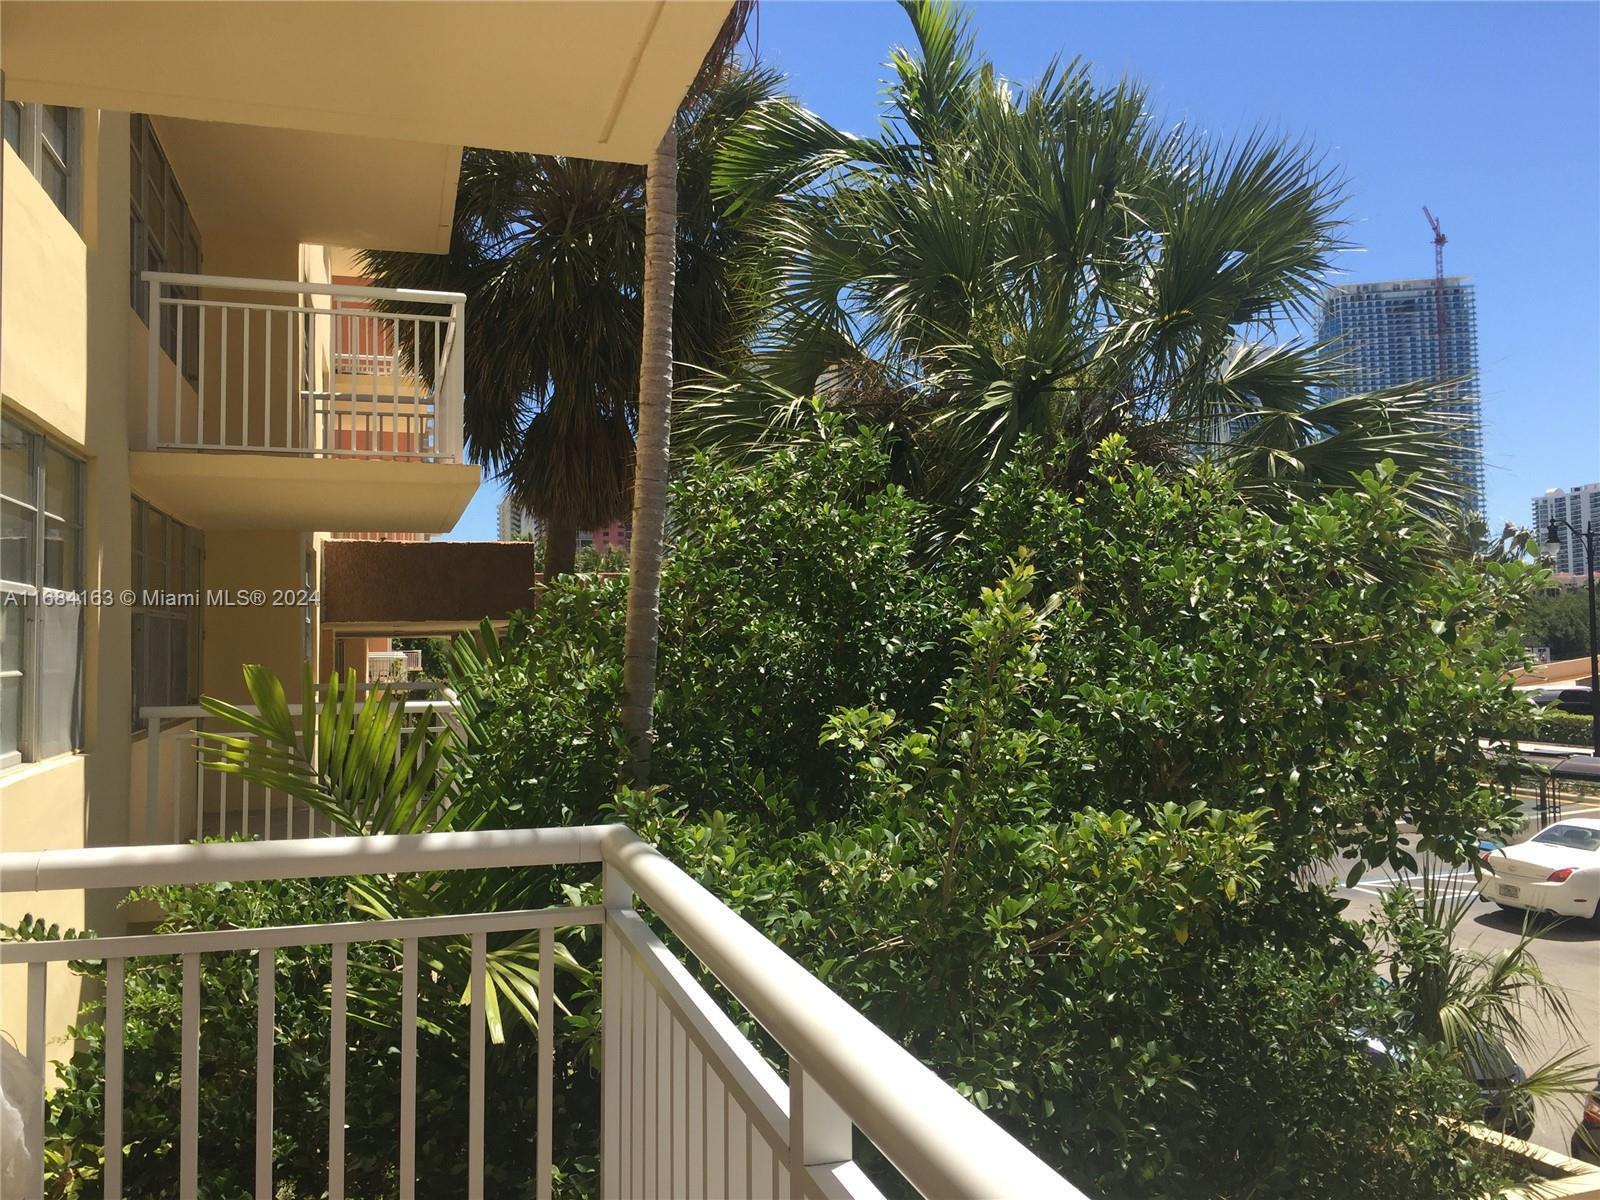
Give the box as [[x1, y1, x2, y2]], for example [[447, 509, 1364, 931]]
[[1515, 709, 1595, 747], [654, 430, 958, 815], [29, 428, 1544, 1199]]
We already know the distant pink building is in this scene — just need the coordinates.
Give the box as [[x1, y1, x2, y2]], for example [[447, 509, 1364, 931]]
[[580, 520, 631, 555]]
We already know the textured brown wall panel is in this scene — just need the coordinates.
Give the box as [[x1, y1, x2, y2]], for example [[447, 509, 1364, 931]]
[[322, 540, 540, 625]]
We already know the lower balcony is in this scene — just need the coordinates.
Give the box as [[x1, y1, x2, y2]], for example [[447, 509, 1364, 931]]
[[0, 827, 1083, 1200], [130, 272, 479, 533]]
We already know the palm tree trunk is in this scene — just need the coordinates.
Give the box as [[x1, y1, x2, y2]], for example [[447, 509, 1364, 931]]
[[622, 128, 677, 786], [543, 517, 577, 577]]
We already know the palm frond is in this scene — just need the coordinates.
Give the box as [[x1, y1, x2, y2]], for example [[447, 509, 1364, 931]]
[[359, 65, 790, 561], [700, 3, 1431, 528], [1220, 377, 1476, 520], [1372, 868, 1598, 1134], [196, 659, 589, 1041]]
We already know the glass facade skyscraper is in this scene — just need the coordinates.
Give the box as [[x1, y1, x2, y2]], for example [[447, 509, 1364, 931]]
[[1316, 277, 1485, 513]]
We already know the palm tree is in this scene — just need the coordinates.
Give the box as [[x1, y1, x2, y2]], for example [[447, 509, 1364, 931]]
[[360, 62, 782, 574], [1370, 869, 1596, 1136], [690, 0, 1471, 522], [622, 128, 676, 784]]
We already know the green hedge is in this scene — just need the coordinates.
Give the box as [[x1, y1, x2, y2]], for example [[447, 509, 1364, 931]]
[[1510, 709, 1595, 747]]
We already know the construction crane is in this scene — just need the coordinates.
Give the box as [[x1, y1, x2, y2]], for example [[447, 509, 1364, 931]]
[[1422, 206, 1449, 383]]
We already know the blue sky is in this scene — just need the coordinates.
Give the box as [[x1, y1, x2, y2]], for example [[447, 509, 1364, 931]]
[[448, 0, 1599, 539]]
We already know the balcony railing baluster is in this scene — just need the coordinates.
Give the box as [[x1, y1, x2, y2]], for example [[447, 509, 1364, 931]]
[[0, 829, 1085, 1200], [141, 273, 464, 464]]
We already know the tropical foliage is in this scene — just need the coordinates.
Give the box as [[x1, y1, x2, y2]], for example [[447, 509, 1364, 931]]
[[24, 879, 595, 1199], [687, 0, 1472, 528], [1522, 585, 1596, 661], [1370, 871, 1595, 1138], [23, 3, 1560, 1192], [360, 63, 785, 572], [31, 429, 1553, 1198]]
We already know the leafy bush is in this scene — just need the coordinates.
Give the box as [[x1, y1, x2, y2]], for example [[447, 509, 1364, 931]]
[[30, 427, 1546, 1198], [653, 430, 957, 814], [1510, 708, 1595, 747], [452, 574, 631, 829], [955, 439, 1535, 879], [1521, 587, 1593, 660]]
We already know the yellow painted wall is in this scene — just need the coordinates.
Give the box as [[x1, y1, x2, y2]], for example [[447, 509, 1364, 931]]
[[128, 305, 202, 454], [192, 235, 302, 452], [82, 112, 137, 867], [201, 530, 314, 704], [1, 143, 87, 442], [0, 759, 92, 1077], [128, 718, 201, 847], [2, 111, 137, 864]]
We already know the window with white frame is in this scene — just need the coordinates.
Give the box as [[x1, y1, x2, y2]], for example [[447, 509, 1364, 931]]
[[3, 100, 81, 227], [1, 415, 86, 768], [129, 114, 202, 380], [131, 497, 204, 723]]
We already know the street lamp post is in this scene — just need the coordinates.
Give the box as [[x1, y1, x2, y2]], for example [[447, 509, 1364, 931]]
[[1543, 519, 1600, 757]]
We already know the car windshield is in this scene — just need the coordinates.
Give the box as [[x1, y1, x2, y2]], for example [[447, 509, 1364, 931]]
[[1531, 825, 1600, 853]]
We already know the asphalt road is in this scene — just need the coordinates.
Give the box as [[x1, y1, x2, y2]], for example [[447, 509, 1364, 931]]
[[1332, 821, 1600, 1156]]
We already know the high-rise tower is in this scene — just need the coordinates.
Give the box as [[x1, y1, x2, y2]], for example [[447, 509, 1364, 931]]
[[1316, 277, 1485, 513]]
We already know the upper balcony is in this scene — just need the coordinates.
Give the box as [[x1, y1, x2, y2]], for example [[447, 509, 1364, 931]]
[[130, 272, 480, 534]]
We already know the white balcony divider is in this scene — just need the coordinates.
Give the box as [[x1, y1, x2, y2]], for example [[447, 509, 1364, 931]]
[[143, 272, 465, 462], [138, 692, 458, 844], [0, 827, 1086, 1200]]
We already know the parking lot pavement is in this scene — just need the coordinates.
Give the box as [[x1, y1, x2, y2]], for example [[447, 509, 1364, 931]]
[[1334, 853, 1599, 1155]]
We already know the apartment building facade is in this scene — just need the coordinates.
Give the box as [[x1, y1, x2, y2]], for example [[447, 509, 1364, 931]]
[[1534, 483, 1600, 576], [498, 493, 631, 558], [0, 0, 733, 1030], [0, 8, 1095, 1198], [496, 492, 538, 542], [1317, 276, 1486, 513]]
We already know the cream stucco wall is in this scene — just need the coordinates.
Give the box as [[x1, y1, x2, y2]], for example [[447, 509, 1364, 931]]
[[2, 113, 330, 1058], [0, 95, 474, 1064], [1, 142, 88, 443], [201, 530, 316, 704], [0, 758, 92, 1074], [2, 110, 137, 1073]]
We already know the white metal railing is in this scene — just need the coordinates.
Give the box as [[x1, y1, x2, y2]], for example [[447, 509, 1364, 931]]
[[138, 692, 457, 844], [143, 272, 465, 463], [0, 827, 1085, 1200], [331, 292, 402, 377]]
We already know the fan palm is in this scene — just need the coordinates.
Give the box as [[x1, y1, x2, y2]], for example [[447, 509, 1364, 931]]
[[692, 0, 1472, 522], [1371, 869, 1596, 1136], [359, 63, 785, 573]]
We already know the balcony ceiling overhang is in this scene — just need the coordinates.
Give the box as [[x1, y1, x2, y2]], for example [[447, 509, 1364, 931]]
[[151, 117, 460, 254], [0, 1, 732, 163], [129, 452, 481, 534]]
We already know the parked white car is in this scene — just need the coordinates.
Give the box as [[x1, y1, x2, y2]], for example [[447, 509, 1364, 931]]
[[1481, 819, 1600, 921]]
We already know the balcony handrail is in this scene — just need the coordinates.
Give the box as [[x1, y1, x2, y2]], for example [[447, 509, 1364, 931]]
[[597, 825, 1086, 1200], [0, 826, 1084, 1199], [143, 270, 465, 307], [0, 826, 606, 894], [138, 698, 455, 721]]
